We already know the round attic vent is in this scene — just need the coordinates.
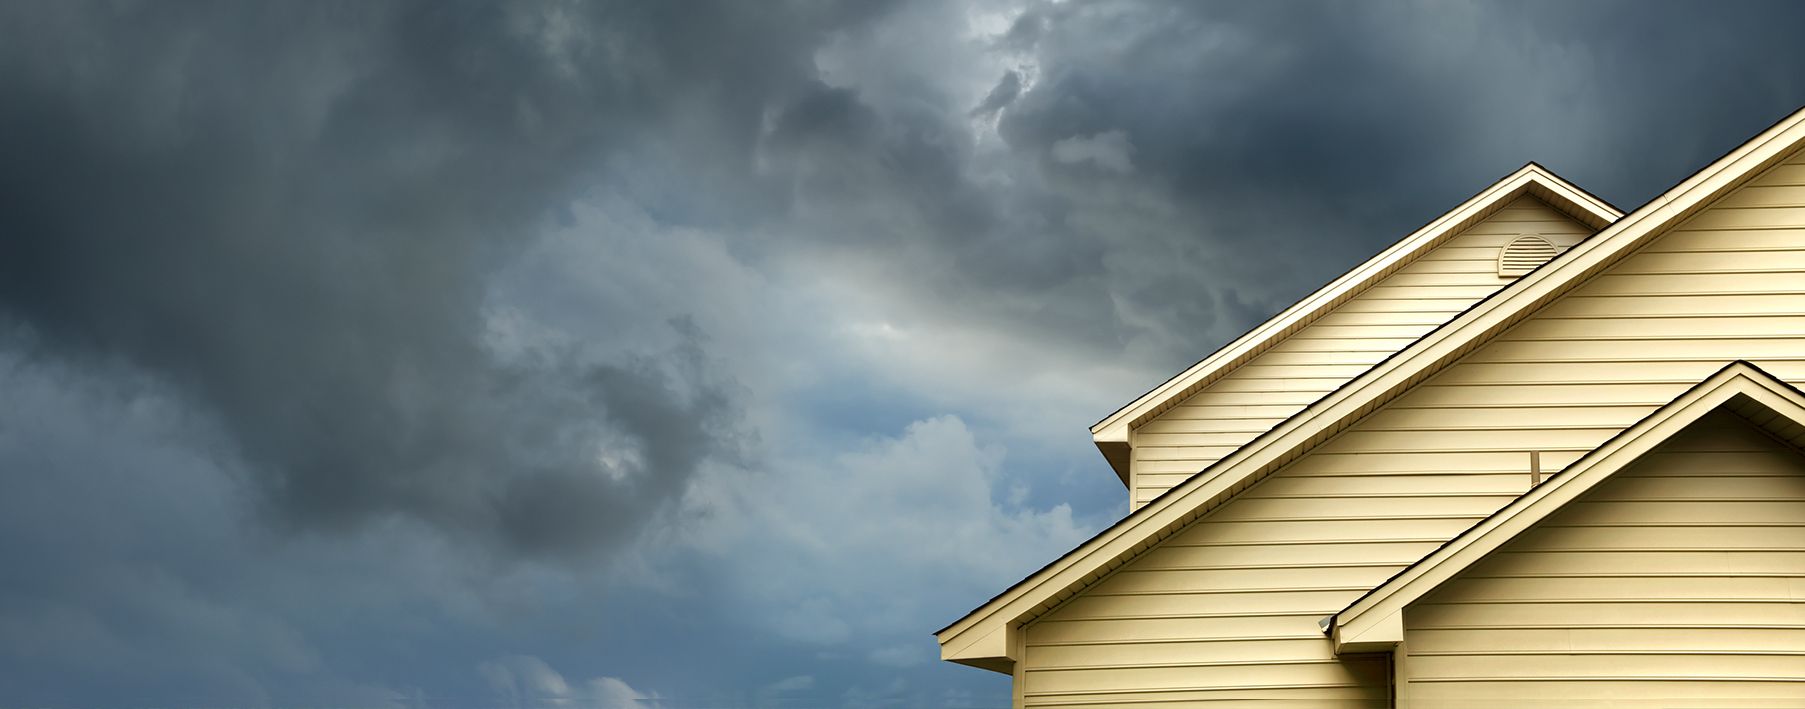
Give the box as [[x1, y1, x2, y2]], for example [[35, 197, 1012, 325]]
[[1498, 234, 1558, 277]]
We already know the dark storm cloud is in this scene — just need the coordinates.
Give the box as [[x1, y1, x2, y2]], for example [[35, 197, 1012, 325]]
[[14, 1, 1805, 706], [970, 70, 1022, 119], [968, 0, 1805, 359], [0, 0, 887, 556]]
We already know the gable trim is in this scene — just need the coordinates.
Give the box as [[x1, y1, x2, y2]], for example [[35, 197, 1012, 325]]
[[1328, 361, 1805, 653], [1089, 163, 1622, 485], [940, 104, 1805, 674]]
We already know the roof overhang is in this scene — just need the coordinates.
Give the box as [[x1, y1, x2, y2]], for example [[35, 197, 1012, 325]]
[[939, 105, 1805, 674], [1328, 361, 1805, 653], [1089, 163, 1622, 485]]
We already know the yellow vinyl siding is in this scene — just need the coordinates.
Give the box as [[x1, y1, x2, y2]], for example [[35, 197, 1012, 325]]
[[1131, 196, 1594, 507], [1018, 149, 1805, 707], [1401, 411, 1805, 708]]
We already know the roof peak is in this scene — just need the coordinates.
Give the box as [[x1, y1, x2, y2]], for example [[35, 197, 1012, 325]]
[[1088, 161, 1622, 483]]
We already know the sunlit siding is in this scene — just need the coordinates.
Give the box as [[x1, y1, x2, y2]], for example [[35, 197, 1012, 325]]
[[1131, 196, 1594, 508], [1019, 149, 1805, 707], [1400, 411, 1805, 708]]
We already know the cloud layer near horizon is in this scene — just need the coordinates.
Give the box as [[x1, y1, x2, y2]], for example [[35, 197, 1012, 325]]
[[5, 1, 1805, 706]]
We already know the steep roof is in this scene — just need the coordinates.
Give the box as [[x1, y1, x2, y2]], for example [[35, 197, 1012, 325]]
[[1328, 361, 1805, 653], [1090, 164, 1622, 484], [940, 104, 1805, 673]]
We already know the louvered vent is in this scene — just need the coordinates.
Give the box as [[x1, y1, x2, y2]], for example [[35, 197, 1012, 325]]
[[1498, 234, 1558, 277]]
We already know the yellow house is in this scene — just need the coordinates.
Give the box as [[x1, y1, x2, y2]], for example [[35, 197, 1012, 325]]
[[939, 105, 1805, 707]]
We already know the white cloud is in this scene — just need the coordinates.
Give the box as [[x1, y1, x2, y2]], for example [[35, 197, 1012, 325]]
[[764, 674, 815, 692], [478, 655, 659, 709], [697, 415, 1090, 654]]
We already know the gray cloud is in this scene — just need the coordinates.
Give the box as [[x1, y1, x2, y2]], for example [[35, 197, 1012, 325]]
[[0, 0, 878, 558], [10, 1, 1805, 707], [970, 70, 1022, 119]]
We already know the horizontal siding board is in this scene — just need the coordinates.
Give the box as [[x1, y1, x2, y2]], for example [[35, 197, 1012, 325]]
[[1609, 249, 1805, 273], [1429, 360, 1791, 385], [1543, 293, 1805, 317], [1232, 363, 1387, 379], [1023, 660, 1374, 695], [1360, 405, 1652, 430], [1135, 431, 1274, 448], [1414, 597, 1805, 624], [1646, 227, 1805, 251], [1401, 382, 1692, 407], [1406, 682, 1805, 708], [1136, 417, 1279, 434], [1321, 427, 1621, 453], [1358, 284, 1507, 300], [1264, 335, 1421, 352], [1468, 338, 1805, 362], [1678, 205, 1805, 230], [1051, 590, 1367, 620], [1027, 689, 1387, 708], [1137, 541, 1439, 568], [1509, 316, 1805, 340], [1580, 272, 1805, 296], [1134, 445, 1241, 462], [1408, 627, 1805, 654], [1310, 310, 1457, 327], [1289, 324, 1440, 340], [1580, 474, 1805, 500], [1094, 565, 1400, 594], [1205, 495, 1512, 521], [1513, 524, 1805, 550], [1203, 376, 1362, 393], [1282, 450, 1585, 475], [1029, 615, 1327, 645], [1163, 517, 1478, 544], [1026, 638, 1334, 668], [1024, 686, 1383, 708], [1408, 653, 1805, 680], [1148, 403, 1305, 421], [1251, 474, 1531, 496], [1473, 549, 1805, 576]]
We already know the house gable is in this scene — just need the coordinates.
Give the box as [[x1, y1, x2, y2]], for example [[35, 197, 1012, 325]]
[[940, 105, 1805, 685], [1330, 361, 1805, 654], [1128, 193, 1603, 509], [1378, 399, 1805, 705], [1095, 165, 1621, 494]]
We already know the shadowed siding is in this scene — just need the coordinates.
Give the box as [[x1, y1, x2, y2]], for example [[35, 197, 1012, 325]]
[[1019, 150, 1805, 707], [1401, 411, 1805, 707], [1132, 196, 1595, 508]]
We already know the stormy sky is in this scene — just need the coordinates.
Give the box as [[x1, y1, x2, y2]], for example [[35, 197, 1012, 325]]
[[3, 1, 1805, 707]]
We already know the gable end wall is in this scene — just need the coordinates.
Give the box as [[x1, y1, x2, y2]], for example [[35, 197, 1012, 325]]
[[1131, 196, 1594, 508], [1401, 410, 1805, 707]]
